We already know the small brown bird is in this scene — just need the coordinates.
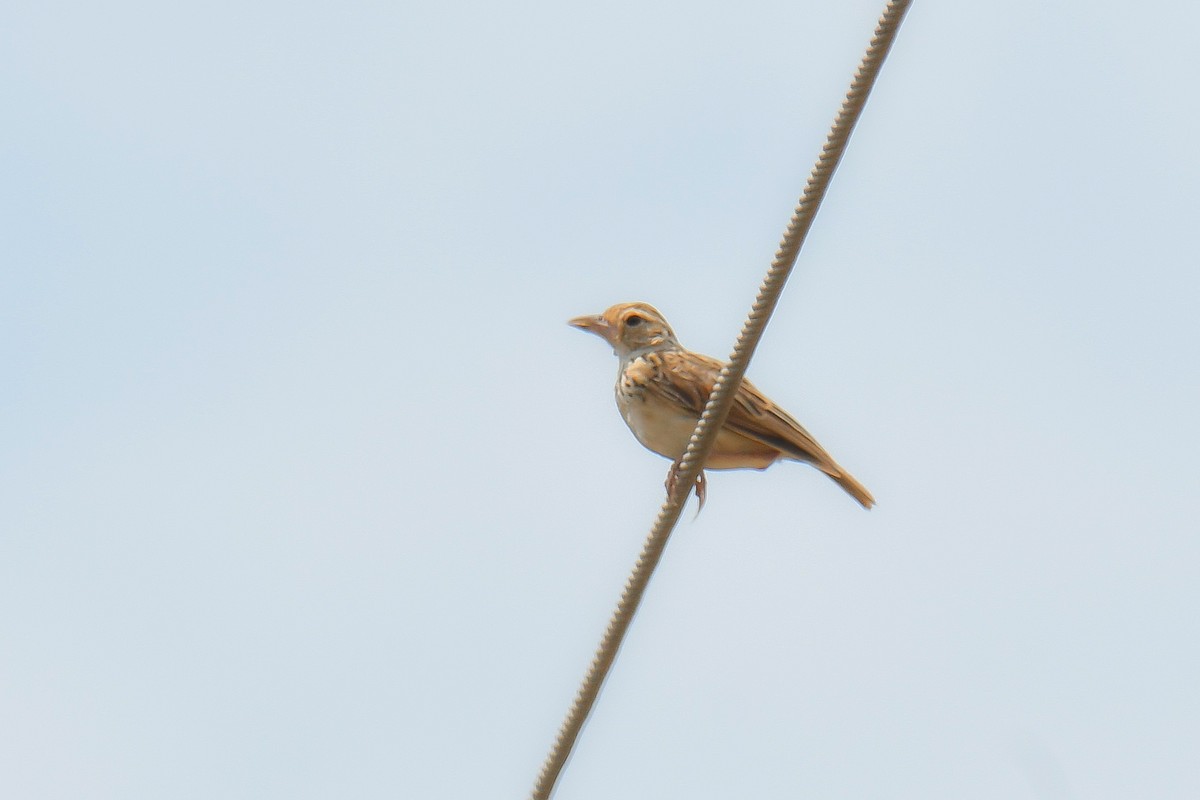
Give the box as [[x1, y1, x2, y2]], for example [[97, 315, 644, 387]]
[[570, 302, 874, 510]]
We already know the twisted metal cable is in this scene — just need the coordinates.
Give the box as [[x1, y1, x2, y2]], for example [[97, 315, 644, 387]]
[[532, 2, 911, 797]]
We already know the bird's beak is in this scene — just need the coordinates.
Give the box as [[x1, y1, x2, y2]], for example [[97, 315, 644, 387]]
[[569, 314, 617, 346]]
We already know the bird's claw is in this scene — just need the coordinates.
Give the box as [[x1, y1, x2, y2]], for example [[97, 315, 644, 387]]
[[666, 460, 708, 516]]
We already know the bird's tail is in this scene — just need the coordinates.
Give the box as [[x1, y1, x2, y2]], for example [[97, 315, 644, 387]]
[[819, 463, 875, 510]]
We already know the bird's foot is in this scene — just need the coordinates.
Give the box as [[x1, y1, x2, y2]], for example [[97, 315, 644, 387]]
[[666, 459, 708, 516]]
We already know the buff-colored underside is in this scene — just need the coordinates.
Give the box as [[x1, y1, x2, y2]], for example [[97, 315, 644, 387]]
[[618, 348, 875, 509]]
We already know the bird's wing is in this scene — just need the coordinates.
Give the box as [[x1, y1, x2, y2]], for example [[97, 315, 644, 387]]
[[642, 349, 839, 470]]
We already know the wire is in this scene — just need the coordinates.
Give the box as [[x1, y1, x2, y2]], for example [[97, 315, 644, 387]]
[[531, 2, 912, 796]]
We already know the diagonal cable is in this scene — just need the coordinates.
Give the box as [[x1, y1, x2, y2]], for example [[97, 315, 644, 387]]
[[532, 2, 912, 797]]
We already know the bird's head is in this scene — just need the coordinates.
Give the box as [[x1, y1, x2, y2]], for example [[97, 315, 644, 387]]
[[569, 302, 678, 357]]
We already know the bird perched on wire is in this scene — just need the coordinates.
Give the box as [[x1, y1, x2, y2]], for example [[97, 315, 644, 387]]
[[570, 301, 874, 511]]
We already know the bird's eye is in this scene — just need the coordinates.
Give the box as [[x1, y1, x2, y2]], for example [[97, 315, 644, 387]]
[[626, 315, 644, 327]]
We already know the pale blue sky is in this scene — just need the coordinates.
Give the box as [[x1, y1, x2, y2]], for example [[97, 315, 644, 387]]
[[3, 1, 1198, 797]]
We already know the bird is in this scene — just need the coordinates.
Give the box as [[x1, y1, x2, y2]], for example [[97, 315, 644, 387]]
[[569, 301, 874, 511]]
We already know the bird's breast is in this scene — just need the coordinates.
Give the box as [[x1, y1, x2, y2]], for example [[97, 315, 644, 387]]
[[616, 385, 699, 460], [614, 357, 780, 469]]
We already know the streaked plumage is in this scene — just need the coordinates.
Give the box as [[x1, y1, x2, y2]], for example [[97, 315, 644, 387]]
[[570, 301, 874, 510]]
